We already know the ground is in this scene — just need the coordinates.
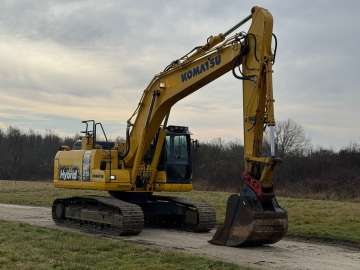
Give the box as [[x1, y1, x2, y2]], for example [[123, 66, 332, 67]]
[[0, 180, 359, 245], [0, 203, 359, 270], [0, 180, 359, 270], [0, 219, 242, 270]]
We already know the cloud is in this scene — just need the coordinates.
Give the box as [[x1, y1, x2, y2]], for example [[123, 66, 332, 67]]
[[0, 0, 359, 149], [0, 36, 136, 127]]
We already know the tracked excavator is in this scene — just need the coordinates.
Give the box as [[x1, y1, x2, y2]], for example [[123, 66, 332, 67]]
[[52, 6, 287, 246]]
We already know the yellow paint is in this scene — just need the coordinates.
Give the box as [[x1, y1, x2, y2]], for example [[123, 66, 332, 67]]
[[54, 179, 132, 191], [155, 183, 193, 192]]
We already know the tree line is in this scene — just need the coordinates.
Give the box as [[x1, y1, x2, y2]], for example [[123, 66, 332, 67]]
[[192, 138, 360, 199], [0, 127, 75, 180], [0, 120, 359, 199], [192, 119, 360, 199]]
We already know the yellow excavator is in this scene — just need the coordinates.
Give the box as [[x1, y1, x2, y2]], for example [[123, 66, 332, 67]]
[[52, 6, 287, 246]]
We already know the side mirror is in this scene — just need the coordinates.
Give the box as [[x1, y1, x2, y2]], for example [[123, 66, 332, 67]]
[[192, 139, 200, 150]]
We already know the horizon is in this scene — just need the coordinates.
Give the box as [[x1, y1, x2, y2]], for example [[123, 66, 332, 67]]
[[1, 123, 358, 153]]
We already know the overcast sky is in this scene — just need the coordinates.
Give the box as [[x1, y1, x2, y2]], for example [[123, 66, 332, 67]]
[[0, 0, 359, 149]]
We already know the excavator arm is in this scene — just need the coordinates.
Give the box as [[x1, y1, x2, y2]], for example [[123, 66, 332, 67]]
[[209, 8, 287, 247]]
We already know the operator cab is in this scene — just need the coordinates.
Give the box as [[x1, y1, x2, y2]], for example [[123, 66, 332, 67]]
[[160, 126, 192, 183], [73, 121, 192, 183]]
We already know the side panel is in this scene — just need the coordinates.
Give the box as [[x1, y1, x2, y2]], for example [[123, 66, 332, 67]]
[[54, 150, 85, 181], [54, 149, 132, 191], [53, 145, 193, 192]]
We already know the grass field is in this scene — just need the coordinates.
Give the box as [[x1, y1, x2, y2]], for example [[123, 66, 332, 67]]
[[0, 220, 243, 270], [0, 180, 360, 245]]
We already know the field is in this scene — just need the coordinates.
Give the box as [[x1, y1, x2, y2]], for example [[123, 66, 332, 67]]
[[0, 180, 360, 245], [0, 220, 243, 270]]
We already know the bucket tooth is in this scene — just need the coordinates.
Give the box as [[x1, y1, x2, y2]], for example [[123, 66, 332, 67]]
[[210, 191, 287, 247]]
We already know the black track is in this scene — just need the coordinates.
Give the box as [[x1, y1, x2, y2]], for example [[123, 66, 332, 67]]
[[52, 194, 216, 235], [52, 196, 144, 236]]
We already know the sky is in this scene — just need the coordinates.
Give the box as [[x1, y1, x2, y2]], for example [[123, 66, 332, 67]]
[[0, 0, 359, 149]]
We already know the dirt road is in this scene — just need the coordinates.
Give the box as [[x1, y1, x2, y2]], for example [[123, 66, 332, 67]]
[[0, 203, 359, 270]]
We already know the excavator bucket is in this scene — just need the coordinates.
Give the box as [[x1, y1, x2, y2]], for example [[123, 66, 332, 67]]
[[210, 189, 288, 247]]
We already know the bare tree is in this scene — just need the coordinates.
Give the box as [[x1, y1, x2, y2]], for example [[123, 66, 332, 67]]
[[274, 119, 310, 156]]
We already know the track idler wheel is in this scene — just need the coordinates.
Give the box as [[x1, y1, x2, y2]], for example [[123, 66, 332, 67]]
[[52, 199, 65, 223], [209, 188, 288, 247]]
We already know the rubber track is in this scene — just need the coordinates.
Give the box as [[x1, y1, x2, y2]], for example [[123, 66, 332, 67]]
[[52, 196, 144, 236]]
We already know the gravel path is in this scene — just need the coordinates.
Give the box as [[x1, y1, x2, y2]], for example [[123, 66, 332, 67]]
[[0, 203, 359, 270]]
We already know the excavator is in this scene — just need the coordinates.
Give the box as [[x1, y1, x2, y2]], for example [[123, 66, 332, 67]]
[[52, 6, 287, 247]]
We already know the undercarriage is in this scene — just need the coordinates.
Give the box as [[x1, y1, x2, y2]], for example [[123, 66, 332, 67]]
[[52, 193, 216, 235]]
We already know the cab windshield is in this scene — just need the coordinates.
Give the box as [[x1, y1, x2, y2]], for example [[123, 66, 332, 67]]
[[166, 135, 189, 163], [164, 134, 191, 182]]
